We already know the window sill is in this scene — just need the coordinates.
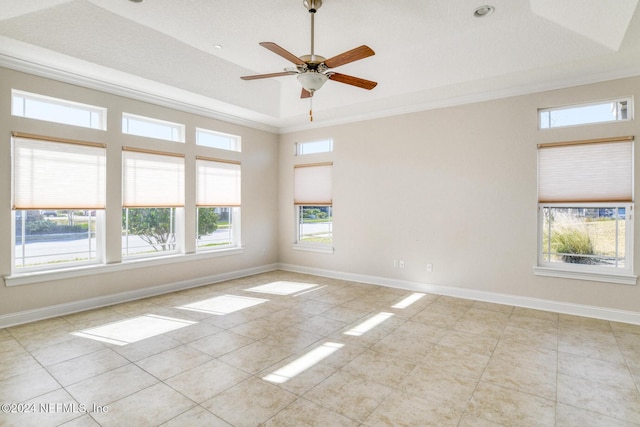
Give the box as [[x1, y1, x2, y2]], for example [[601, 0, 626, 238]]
[[4, 247, 244, 287], [292, 244, 334, 254], [533, 266, 637, 285]]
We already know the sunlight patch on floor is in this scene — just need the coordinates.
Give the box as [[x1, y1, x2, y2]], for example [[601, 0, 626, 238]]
[[343, 312, 394, 336], [72, 314, 196, 346], [391, 292, 426, 309], [177, 294, 268, 315], [263, 342, 344, 384], [245, 281, 321, 296]]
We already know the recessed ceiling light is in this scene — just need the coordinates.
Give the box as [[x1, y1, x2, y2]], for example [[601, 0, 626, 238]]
[[213, 44, 223, 50], [474, 5, 495, 17], [129, 0, 143, 3]]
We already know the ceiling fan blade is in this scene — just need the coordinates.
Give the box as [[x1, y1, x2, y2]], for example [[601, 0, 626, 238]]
[[328, 72, 377, 90], [259, 42, 306, 66], [324, 45, 375, 68], [300, 88, 312, 98], [241, 71, 296, 80]]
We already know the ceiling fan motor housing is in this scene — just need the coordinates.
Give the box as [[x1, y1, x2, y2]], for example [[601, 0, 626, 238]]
[[304, 0, 322, 13]]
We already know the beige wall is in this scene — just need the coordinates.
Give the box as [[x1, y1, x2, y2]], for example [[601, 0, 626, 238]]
[[2, 66, 639, 323], [279, 76, 640, 313], [0, 67, 279, 318]]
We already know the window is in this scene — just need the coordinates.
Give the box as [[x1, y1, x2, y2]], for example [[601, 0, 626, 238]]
[[12, 133, 106, 271], [195, 157, 241, 251], [12, 89, 106, 130], [296, 139, 333, 155], [196, 128, 241, 152], [122, 148, 185, 258], [539, 98, 632, 129], [294, 163, 333, 250], [536, 137, 634, 281], [122, 113, 185, 142]]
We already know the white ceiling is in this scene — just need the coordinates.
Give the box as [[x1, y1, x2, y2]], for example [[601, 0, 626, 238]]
[[0, 0, 639, 133]]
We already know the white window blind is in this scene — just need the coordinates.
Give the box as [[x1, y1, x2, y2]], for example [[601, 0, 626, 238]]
[[122, 148, 185, 207], [538, 137, 633, 203], [12, 133, 106, 209], [294, 163, 333, 205], [196, 157, 241, 207]]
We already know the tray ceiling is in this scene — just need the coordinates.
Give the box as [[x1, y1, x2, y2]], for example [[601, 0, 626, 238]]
[[0, 0, 639, 132]]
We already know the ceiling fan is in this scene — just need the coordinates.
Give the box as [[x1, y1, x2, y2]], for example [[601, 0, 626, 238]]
[[241, 0, 377, 120]]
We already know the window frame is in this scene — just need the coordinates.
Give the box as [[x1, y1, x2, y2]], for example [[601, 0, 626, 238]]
[[11, 133, 107, 273], [196, 207, 241, 252], [11, 89, 107, 130], [122, 112, 185, 143], [196, 128, 241, 152], [12, 209, 105, 273], [538, 97, 633, 130], [537, 203, 634, 276], [293, 162, 334, 253], [535, 137, 636, 285], [296, 139, 333, 156], [294, 205, 334, 253]]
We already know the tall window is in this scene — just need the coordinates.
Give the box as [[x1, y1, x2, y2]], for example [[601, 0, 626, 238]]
[[122, 148, 185, 257], [195, 157, 241, 251], [294, 163, 333, 250], [12, 133, 106, 271], [537, 137, 634, 276]]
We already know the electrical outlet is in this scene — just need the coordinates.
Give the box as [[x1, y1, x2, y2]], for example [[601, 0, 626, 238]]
[[426, 263, 433, 272]]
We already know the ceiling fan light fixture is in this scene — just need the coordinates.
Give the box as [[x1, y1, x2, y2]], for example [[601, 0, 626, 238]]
[[303, 0, 322, 13], [297, 72, 328, 92], [473, 5, 495, 17]]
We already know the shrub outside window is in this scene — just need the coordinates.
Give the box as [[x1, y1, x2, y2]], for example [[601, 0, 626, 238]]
[[122, 207, 178, 256], [540, 205, 631, 270], [196, 207, 239, 250]]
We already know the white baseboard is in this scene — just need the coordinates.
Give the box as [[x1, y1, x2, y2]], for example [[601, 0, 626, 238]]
[[0, 264, 279, 328], [278, 263, 640, 326], [4, 262, 639, 328]]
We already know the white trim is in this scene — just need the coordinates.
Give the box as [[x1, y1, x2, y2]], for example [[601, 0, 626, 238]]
[[3, 262, 640, 328], [0, 263, 278, 328], [0, 49, 279, 134], [277, 263, 640, 325], [291, 244, 334, 254], [4, 247, 245, 287], [3, 41, 640, 135], [533, 266, 637, 286]]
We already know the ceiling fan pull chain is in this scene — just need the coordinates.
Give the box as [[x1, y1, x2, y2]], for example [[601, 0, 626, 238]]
[[309, 96, 313, 122]]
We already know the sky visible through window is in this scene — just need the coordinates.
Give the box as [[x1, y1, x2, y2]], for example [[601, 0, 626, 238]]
[[540, 100, 629, 129]]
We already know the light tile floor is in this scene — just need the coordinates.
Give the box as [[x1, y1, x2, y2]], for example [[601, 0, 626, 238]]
[[1, 270, 640, 426]]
